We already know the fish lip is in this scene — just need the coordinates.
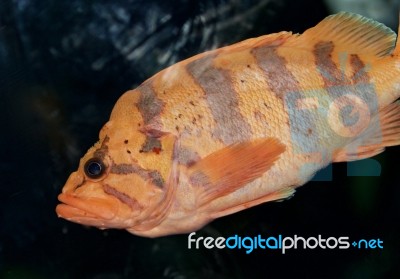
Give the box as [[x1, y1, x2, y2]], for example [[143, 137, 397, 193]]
[[56, 203, 98, 221], [57, 193, 117, 220]]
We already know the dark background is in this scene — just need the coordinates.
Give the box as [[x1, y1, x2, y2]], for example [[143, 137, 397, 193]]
[[1, 0, 399, 278]]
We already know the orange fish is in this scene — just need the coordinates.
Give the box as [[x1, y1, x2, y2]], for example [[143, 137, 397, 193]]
[[56, 12, 400, 237]]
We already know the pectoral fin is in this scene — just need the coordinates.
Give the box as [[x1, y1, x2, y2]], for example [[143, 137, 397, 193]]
[[188, 138, 286, 206]]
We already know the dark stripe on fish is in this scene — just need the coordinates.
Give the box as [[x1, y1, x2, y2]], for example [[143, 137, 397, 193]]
[[136, 81, 165, 125], [186, 55, 252, 144], [174, 145, 201, 167], [350, 54, 369, 84], [313, 41, 379, 133], [103, 184, 143, 211], [313, 42, 372, 85], [313, 41, 344, 87], [110, 163, 164, 188], [251, 45, 299, 98], [314, 42, 371, 86], [93, 136, 110, 160], [140, 137, 162, 153]]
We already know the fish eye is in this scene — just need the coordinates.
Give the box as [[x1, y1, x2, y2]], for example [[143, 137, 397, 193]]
[[84, 158, 106, 179]]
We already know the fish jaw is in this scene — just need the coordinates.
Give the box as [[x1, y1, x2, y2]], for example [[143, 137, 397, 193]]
[[56, 192, 136, 229], [56, 169, 171, 231], [125, 206, 212, 238], [57, 193, 116, 222], [56, 171, 137, 229]]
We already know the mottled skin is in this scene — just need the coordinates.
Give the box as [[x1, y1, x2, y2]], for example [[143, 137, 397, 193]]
[[57, 12, 400, 237]]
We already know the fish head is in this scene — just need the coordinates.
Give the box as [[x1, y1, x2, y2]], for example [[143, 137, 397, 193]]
[[56, 91, 177, 234]]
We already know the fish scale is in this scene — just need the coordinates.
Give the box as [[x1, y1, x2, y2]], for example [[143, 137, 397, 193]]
[[57, 12, 400, 237]]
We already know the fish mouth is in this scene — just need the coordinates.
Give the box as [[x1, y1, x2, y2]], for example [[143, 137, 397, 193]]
[[56, 193, 118, 224]]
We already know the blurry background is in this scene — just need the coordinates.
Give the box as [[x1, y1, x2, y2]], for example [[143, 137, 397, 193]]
[[1, 0, 399, 278]]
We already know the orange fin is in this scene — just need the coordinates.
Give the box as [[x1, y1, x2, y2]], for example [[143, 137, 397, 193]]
[[288, 12, 396, 57], [188, 138, 286, 205], [333, 101, 400, 162], [211, 187, 295, 219]]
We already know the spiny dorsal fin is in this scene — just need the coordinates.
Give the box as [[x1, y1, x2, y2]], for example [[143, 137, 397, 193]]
[[296, 12, 397, 57]]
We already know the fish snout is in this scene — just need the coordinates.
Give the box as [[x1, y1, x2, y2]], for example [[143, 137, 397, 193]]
[[62, 171, 85, 194]]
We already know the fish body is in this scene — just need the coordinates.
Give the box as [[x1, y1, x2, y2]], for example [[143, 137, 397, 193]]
[[57, 12, 400, 237]]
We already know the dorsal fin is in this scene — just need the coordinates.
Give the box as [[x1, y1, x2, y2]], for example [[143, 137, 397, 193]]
[[292, 12, 397, 57]]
